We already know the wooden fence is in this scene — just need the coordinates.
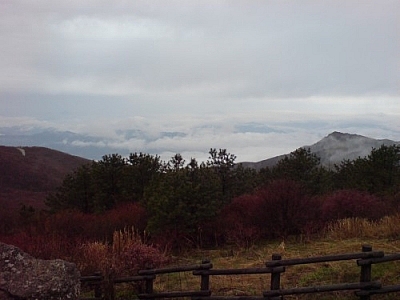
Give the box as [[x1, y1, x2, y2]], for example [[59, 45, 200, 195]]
[[80, 245, 400, 300]]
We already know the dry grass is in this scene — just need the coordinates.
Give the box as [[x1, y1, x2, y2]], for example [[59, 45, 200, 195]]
[[325, 214, 400, 240], [79, 241, 110, 275], [112, 226, 144, 255], [77, 227, 165, 276], [149, 231, 400, 300]]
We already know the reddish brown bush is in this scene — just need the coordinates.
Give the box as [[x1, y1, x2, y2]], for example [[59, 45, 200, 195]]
[[217, 194, 264, 247], [82, 203, 148, 242], [102, 203, 148, 234], [44, 210, 94, 238], [118, 241, 167, 273], [217, 180, 322, 244], [78, 228, 167, 276], [321, 189, 389, 222], [0, 202, 150, 264], [0, 231, 81, 260], [36, 203, 149, 242], [256, 179, 322, 239]]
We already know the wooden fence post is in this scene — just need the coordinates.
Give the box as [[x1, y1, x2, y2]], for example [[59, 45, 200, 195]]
[[200, 260, 211, 292], [145, 270, 154, 300], [359, 245, 372, 300], [93, 271, 102, 299], [108, 268, 116, 300], [269, 253, 283, 300]]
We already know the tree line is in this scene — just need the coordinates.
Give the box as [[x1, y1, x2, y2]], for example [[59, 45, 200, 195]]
[[45, 145, 400, 248]]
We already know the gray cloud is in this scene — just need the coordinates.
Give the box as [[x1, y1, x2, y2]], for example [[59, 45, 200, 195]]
[[2, 1, 398, 97], [0, 1, 399, 161]]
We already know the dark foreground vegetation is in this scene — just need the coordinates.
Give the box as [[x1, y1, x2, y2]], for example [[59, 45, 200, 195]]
[[0, 145, 399, 282]]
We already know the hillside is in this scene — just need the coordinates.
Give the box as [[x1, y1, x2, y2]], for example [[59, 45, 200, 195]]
[[241, 132, 400, 170], [0, 146, 90, 211]]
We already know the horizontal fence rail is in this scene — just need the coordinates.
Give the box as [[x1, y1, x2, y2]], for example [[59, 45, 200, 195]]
[[80, 245, 400, 300]]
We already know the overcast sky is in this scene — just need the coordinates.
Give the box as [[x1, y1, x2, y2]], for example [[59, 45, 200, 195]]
[[0, 0, 399, 162]]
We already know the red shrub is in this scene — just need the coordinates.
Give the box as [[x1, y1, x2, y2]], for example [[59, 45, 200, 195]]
[[216, 179, 323, 243], [118, 242, 168, 274], [44, 210, 95, 239], [256, 179, 322, 239], [102, 202, 148, 233], [0, 231, 81, 260], [218, 194, 264, 247], [38, 203, 148, 242], [78, 226, 168, 276], [84, 202, 148, 242], [321, 189, 388, 222]]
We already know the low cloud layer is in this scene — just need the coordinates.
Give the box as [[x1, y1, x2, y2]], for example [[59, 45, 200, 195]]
[[1, 109, 398, 163]]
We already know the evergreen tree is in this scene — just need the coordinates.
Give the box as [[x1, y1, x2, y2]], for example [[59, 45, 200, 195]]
[[144, 157, 222, 247], [91, 154, 127, 212], [208, 148, 237, 203], [123, 152, 163, 202], [334, 144, 400, 195], [271, 148, 332, 194], [46, 163, 95, 213]]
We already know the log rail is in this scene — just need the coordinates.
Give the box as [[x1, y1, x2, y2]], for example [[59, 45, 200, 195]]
[[80, 244, 400, 300]]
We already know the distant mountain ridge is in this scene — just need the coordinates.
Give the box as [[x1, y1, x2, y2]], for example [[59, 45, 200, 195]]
[[0, 126, 188, 160], [1, 132, 398, 211], [240, 132, 400, 170]]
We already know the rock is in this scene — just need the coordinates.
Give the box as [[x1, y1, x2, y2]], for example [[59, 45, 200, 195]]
[[0, 242, 80, 299]]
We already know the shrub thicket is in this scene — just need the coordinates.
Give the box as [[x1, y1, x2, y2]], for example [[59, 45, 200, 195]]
[[320, 189, 388, 222]]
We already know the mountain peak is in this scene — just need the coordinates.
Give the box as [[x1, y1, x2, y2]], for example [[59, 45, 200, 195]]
[[309, 132, 399, 167], [328, 131, 344, 137], [241, 132, 399, 170], [325, 131, 363, 141]]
